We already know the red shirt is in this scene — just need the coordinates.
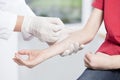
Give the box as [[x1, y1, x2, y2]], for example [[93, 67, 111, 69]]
[[92, 0, 120, 55]]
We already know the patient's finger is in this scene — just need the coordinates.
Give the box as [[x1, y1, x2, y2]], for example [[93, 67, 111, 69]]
[[17, 50, 30, 55], [15, 53, 21, 59], [14, 53, 27, 65], [13, 58, 23, 66], [85, 52, 93, 62], [15, 57, 28, 66], [13, 53, 22, 65], [14, 56, 36, 68], [84, 57, 91, 68], [84, 56, 90, 64]]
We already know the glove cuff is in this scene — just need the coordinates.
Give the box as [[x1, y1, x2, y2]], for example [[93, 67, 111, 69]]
[[21, 16, 33, 41], [60, 43, 85, 57]]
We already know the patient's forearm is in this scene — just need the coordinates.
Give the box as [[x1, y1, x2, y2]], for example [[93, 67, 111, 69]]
[[111, 55, 120, 69], [42, 39, 70, 59], [41, 31, 94, 60], [68, 30, 94, 45], [39, 8, 104, 60], [82, 8, 103, 39], [66, 8, 103, 45]]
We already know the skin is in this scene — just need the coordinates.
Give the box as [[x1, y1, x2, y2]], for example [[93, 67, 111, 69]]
[[14, 16, 64, 32], [14, 8, 120, 70], [14, 16, 24, 32], [84, 52, 120, 70], [84, 52, 113, 70]]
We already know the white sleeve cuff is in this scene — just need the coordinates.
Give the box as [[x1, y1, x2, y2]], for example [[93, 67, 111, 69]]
[[0, 11, 17, 40]]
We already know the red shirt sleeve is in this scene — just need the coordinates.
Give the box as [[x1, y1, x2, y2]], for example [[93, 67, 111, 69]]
[[92, 0, 104, 10]]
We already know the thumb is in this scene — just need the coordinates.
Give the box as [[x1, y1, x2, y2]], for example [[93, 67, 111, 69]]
[[47, 17, 64, 25], [51, 25, 64, 32]]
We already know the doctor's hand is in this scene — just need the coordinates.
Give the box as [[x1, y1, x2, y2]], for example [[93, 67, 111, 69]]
[[21, 16, 64, 43], [60, 42, 84, 57], [56, 28, 85, 57]]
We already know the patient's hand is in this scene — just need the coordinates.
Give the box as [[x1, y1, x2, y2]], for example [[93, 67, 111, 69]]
[[84, 52, 113, 70], [13, 50, 47, 68], [13, 39, 70, 68]]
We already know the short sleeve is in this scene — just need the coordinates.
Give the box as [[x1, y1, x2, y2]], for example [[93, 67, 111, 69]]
[[0, 11, 17, 40], [92, 0, 104, 10]]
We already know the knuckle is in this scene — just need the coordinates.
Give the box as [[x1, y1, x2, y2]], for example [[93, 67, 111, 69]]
[[89, 60, 97, 69]]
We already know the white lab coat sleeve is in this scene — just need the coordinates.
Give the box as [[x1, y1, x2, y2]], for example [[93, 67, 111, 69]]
[[0, 11, 17, 40], [20, 4, 36, 40]]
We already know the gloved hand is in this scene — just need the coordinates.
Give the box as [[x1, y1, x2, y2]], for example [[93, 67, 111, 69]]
[[60, 43, 85, 57], [52, 26, 85, 57], [21, 16, 64, 43], [46, 26, 80, 46]]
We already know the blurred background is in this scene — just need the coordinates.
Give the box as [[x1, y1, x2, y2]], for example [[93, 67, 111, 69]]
[[26, 0, 82, 23], [0, 0, 106, 80]]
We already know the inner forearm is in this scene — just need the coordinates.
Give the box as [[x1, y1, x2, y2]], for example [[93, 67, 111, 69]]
[[82, 8, 103, 40], [42, 40, 69, 59], [41, 30, 94, 59], [68, 29, 94, 45]]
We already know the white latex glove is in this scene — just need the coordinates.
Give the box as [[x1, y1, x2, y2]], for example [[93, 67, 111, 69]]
[[56, 27, 80, 42], [47, 26, 79, 45], [60, 43, 85, 57], [55, 26, 85, 57], [21, 16, 64, 43]]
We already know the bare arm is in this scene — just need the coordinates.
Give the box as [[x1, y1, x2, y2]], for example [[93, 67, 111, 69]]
[[70, 8, 103, 44], [14, 16, 24, 32], [13, 8, 104, 68], [47, 8, 104, 55], [110, 55, 120, 69], [37, 8, 104, 58], [84, 52, 120, 70]]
